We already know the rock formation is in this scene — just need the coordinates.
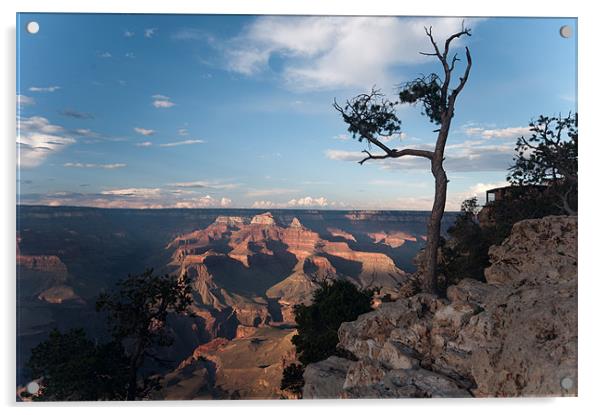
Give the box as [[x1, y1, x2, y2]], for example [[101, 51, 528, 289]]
[[164, 212, 415, 398], [17, 235, 82, 304], [368, 231, 417, 248], [168, 212, 410, 332], [161, 327, 297, 399], [303, 216, 577, 398]]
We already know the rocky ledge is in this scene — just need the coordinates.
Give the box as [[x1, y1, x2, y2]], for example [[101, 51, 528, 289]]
[[303, 216, 577, 398]]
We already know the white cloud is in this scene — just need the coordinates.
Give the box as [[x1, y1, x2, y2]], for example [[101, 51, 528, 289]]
[[174, 195, 224, 208], [287, 196, 330, 207], [159, 139, 204, 147], [63, 162, 126, 169], [251, 196, 331, 208], [464, 125, 531, 139], [152, 94, 175, 108], [223, 16, 481, 90], [73, 128, 100, 138], [178, 128, 189, 136], [98, 52, 112, 58], [124, 30, 135, 37], [145, 28, 158, 38], [125, 52, 135, 59], [17, 94, 35, 107], [324, 149, 364, 162], [20, 189, 236, 210], [29, 86, 60, 93], [136, 141, 153, 147], [380, 132, 408, 143], [134, 127, 155, 136], [17, 116, 75, 167]]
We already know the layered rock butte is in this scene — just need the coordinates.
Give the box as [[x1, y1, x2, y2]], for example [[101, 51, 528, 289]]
[[17, 235, 82, 305], [303, 216, 578, 398], [164, 212, 410, 398]]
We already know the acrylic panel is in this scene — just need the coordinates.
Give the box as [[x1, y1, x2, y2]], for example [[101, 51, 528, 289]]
[[16, 13, 577, 401]]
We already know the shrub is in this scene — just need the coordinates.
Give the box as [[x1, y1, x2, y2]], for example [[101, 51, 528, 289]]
[[291, 280, 373, 366]]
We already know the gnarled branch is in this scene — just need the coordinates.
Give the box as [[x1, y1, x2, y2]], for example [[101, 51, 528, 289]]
[[358, 148, 434, 165]]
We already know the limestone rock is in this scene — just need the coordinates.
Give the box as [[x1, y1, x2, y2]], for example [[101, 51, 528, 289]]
[[303, 215, 577, 398], [250, 212, 276, 226], [289, 217, 304, 228], [302, 356, 353, 399]]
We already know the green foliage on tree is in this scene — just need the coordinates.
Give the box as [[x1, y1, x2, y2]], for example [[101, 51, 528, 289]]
[[27, 269, 194, 401], [507, 113, 578, 215], [291, 280, 373, 366], [27, 329, 129, 401]]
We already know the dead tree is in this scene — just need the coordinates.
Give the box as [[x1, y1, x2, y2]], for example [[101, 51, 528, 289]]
[[334, 25, 472, 295]]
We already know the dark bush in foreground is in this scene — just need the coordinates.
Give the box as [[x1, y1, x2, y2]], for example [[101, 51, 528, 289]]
[[27, 328, 129, 401], [291, 280, 373, 366], [280, 363, 305, 397]]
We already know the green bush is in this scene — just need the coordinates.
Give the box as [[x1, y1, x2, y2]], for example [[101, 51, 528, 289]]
[[291, 280, 373, 366]]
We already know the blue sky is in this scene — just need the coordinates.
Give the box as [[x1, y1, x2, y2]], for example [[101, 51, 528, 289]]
[[16, 14, 577, 210]]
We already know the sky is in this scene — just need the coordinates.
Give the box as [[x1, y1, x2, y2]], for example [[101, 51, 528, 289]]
[[16, 14, 577, 210]]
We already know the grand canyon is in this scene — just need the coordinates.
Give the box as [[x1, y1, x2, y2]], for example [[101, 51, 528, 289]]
[[16, 206, 456, 399]]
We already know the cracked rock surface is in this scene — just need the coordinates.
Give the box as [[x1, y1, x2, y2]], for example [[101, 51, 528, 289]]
[[303, 216, 577, 398]]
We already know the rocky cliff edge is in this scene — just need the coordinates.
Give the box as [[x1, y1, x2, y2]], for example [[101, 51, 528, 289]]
[[303, 215, 577, 398]]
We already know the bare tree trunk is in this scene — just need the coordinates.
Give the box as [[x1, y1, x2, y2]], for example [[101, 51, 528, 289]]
[[423, 118, 451, 294], [423, 160, 448, 294]]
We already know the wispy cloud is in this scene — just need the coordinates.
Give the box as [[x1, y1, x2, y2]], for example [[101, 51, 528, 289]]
[[29, 86, 60, 93], [169, 180, 239, 190], [174, 195, 232, 208], [17, 116, 75, 167], [124, 30, 135, 38], [134, 127, 155, 136], [152, 94, 175, 108], [135, 141, 153, 147], [125, 52, 135, 59], [60, 109, 94, 119], [464, 125, 530, 139], [98, 51, 112, 59], [159, 139, 204, 147], [63, 162, 127, 169], [251, 196, 330, 209], [144, 28, 158, 38], [101, 188, 161, 197], [17, 95, 35, 107]]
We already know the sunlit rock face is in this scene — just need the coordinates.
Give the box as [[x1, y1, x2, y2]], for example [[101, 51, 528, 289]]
[[303, 216, 577, 398], [168, 212, 410, 332]]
